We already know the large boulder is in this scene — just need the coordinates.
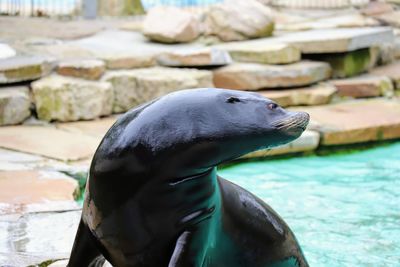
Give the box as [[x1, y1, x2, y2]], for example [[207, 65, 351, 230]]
[[103, 67, 213, 113], [31, 75, 113, 122], [0, 87, 31, 126], [204, 0, 274, 41], [142, 6, 201, 43]]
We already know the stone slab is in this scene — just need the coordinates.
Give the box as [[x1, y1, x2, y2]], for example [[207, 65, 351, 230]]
[[56, 116, 118, 139], [213, 61, 331, 90], [31, 75, 113, 122], [293, 99, 400, 145], [243, 130, 320, 158], [375, 11, 400, 28], [0, 86, 31, 126], [0, 125, 99, 161], [0, 56, 54, 84], [216, 43, 301, 65], [331, 75, 394, 98], [260, 83, 337, 107], [0, 170, 79, 215], [156, 48, 232, 67], [370, 61, 400, 89], [100, 52, 156, 69], [57, 59, 105, 80], [0, 43, 16, 59]]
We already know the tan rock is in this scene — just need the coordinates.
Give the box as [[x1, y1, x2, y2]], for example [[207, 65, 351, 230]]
[[0, 86, 31, 125], [57, 59, 105, 80], [217, 43, 300, 64], [156, 48, 232, 67], [100, 52, 156, 69], [331, 75, 394, 98], [0, 170, 79, 215], [213, 61, 331, 90], [0, 125, 99, 161], [103, 67, 213, 113], [243, 130, 320, 158], [56, 116, 118, 138], [293, 99, 400, 145], [260, 83, 337, 107], [378, 38, 400, 65], [204, 0, 274, 41], [375, 11, 400, 28], [143, 6, 200, 43], [361, 1, 394, 16], [31, 75, 113, 122], [370, 61, 400, 89], [0, 56, 54, 84]]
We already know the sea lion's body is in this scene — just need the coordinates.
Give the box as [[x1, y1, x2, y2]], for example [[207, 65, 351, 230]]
[[68, 88, 309, 267]]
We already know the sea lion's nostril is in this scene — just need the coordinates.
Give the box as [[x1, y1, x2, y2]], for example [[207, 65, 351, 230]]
[[226, 97, 241, 103]]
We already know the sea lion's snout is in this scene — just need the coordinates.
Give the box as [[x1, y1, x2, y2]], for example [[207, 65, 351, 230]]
[[272, 111, 310, 137]]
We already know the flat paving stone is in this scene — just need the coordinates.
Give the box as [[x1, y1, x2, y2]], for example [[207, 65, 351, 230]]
[[213, 61, 331, 90], [57, 59, 106, 80], [260, 83, 337, 107], [0, 43, 16, 59], [0, 125, 99, 161], [0, 56, 54, 84], [0, 170, 79, 215], [370, 61, 400, 89], [56, 116, 118, 139], [293, 98, 400, 145], [243, 130, 320, 158], [156, 48, 232, 67], [331, 75, 394, 98]]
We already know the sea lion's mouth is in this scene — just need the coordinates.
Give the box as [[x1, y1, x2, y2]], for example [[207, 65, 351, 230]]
[[272, 112, 310, 136]]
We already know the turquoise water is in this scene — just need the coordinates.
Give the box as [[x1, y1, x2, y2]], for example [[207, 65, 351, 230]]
[[219, 143, 400, 266]]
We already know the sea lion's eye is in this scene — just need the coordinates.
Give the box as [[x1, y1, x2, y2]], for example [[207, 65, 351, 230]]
[[268, 103, 278, 110], [226, 97, 241, 103]]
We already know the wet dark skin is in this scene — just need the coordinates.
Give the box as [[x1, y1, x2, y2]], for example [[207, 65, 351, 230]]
[[68, 88, 310, 267]]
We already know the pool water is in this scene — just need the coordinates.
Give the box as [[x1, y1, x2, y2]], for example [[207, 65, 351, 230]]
[[218, 142, 400, 267]]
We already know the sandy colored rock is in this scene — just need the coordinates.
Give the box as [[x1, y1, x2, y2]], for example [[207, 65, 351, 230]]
[[0, 56, 54, 84], [31, 75, 113, 122], [0, 170, 79, 215], [217, 43, 300, 64], [375, 11, 400, 28], [143, 6, 200, 43], [0, 125, 99, 161], [0, 43, 16, 59], [204, 0, 274, 41], [378, 38, 400, 65], [156, 48, 231, 67], [100, 52, 156, 69], [331, 75, 394, 98], [260, 83, 337, 107], [0, 87, 31, 125], [243, 130, 320, 158], [370, 61, 400, 89], [294, 99, 400, 145], [213, 61, 331, 90], [103, 67, 213, 113], [361, 1, 394, 16], [56, 116, 118, 138], [57, 59, 105, 80]]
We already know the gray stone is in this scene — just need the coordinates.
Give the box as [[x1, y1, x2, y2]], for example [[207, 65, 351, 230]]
[[31, 75, 113, 122], [0, 87, 31, 125], [213, 61, 331, 90], [57, 59, 106, 80], [0, 56, 54, 84], [103, 67, 213, 113], [204, 0, 274, 42], [156, 48, 232, 67]]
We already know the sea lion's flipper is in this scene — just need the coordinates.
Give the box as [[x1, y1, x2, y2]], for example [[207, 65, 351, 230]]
[[68, 218, 105, 267], [168, 229, 207, 267]]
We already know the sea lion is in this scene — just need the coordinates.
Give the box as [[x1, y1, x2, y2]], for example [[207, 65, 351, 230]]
[[68, 88, 310, 267]]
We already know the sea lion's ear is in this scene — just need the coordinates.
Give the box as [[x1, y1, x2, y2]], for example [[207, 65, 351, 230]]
[[226, 97, 241, 103]]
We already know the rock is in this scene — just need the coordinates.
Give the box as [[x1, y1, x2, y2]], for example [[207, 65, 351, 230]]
[[56, 116, 118, 138], [0, 43, 16, 59], [0, 87, 31, 126], [213, 61, 331, 90], [0, 56, 54, 84], [204, 0, 274, 42], [0, 125, 99, 161], [217, 43, 300, 64], [370, 61, 400, 89], [0, 170, 79, 215], [260, 83, 337, 107], [294, 99, 400, 145], [57, 59, 105, 80], [378, 38, 400, 65], [361, 1, 394, 16], [243, 130, 320, 158], [142, 6, 200, 43], [331, 75, 394, 98], [103, 67, 213, 113], [375, 11, 400, 28], [31, 75, 113, 122], [305, 47, 379, 78], [272, 0, 361, 8], [156, 48, 232, 67], [100, 52, 156, 69], [0, 148, 45, 171], [0, 210, 81, 266]]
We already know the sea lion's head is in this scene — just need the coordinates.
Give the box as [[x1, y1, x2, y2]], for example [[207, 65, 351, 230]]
[[101, 88, 309, 177]]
